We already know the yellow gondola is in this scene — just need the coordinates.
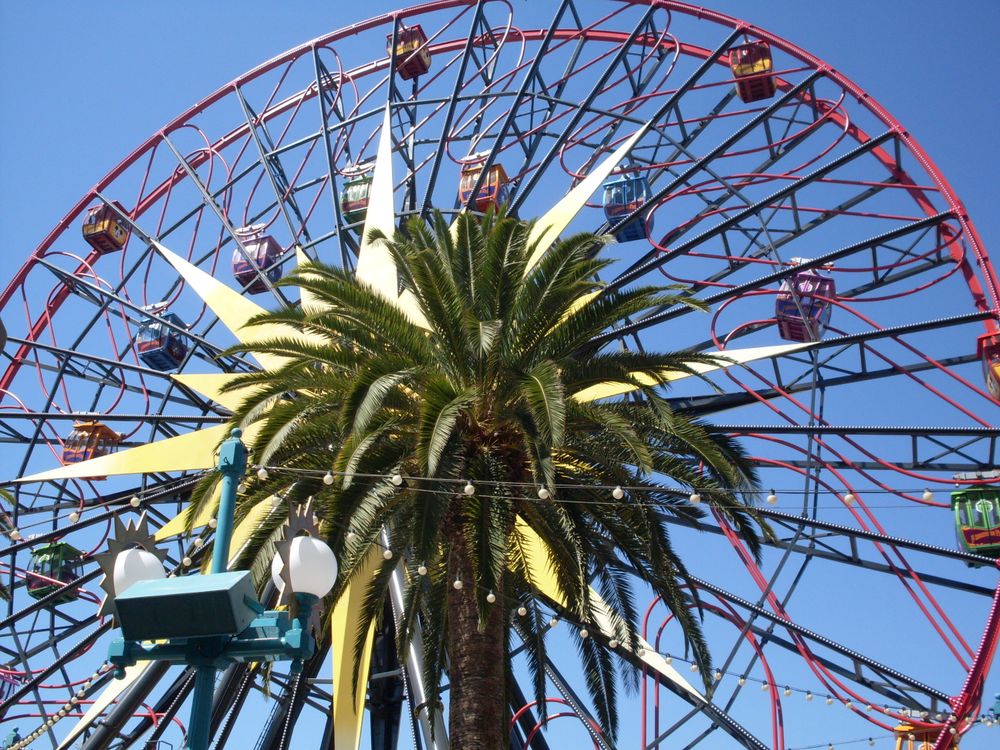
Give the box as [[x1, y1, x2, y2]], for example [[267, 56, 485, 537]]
[[386, 24, 431, 80], [730, 40, 776, 103]]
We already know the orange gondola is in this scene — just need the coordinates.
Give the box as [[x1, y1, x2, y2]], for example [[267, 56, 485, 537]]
[[62, 421, 121, 466], [893, 723, 956, 750], [978, 333, 1000, 400], [459, 162, 509, 213], [82, 201, 130, 254]]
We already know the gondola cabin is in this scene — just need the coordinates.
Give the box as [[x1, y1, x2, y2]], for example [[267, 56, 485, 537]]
[[893, 724, 954, 750], [341, 173, 373, 231], [0, 673, 18, 704], [951, 486, 1000, 558], [459, 162, 509, 213], [602, 175, 653, 242], [82, 201, 130, 254], [62, 420, 121, 467], [775, 263, 836, 342], [27, 542, 84, 603], [232, 225, 283, 294], [978, 333, 1000, 400], [386, 24, 431, 80], [730, 40, 776, 103], [1, 726, 21, 750], [136, 310, 188, 371]]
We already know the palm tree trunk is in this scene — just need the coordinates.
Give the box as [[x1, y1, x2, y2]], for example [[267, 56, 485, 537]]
[[446, 514, 507, 748]]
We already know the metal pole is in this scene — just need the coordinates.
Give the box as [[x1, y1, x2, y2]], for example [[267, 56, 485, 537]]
[[188, 427, 247, 750], [212, 428, 248, 575], [187, 665, 217, 750]]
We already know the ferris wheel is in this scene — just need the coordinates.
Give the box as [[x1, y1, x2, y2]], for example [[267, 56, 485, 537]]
[[1, 2, 999, 749]]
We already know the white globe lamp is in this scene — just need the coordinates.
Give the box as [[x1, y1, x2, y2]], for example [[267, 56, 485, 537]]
[[112, 547, 165, 596]]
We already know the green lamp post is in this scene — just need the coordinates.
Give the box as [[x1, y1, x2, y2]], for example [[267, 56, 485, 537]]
[[104, 429, 336, 750]]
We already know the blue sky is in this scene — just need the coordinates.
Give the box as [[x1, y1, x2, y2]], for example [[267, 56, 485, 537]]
[[1, 2, 999, 749]]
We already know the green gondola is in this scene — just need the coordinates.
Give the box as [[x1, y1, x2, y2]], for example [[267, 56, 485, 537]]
[[27, 541, 84, 603], [951, 487, 1000, 558], [341, 173, 373, 231]]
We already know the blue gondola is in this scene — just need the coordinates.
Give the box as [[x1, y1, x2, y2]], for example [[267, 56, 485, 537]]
[[137, 310, 188, 371], [602, 175, 653, 242]]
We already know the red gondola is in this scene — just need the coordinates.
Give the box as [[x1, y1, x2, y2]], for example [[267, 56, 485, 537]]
[[730, 40, 776, 103], [82, 201, 130, 254], [232, 225, 283, 294], [386, 24, 431, 80], [775, 263, 836, 342], [459, 162, 510, 213]]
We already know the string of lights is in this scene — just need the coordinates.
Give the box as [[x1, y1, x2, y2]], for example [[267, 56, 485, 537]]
[[254, 463, 963, 498], [2, 463, 970, 545], [4, 471, 997, 748]]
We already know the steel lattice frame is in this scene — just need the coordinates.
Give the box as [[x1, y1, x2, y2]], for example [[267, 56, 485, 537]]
[[0, 2, 998, 749]]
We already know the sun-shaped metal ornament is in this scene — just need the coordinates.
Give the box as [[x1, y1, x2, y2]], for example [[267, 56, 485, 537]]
[[273, 497, 325, 635], [93, 512, 168, 624]]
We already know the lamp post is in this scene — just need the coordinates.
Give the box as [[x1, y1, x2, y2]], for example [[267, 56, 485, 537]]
[[104, 429, 335, 750]]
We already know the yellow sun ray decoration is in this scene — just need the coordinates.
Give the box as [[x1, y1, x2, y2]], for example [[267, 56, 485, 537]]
[[10, 97, 807, 746]]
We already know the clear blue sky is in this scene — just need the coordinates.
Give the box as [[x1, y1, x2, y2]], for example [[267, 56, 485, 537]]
[[1, 2, 998, 749]]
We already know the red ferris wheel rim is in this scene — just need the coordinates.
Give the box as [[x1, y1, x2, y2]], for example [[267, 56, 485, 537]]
[[3, 0, 996, 315]]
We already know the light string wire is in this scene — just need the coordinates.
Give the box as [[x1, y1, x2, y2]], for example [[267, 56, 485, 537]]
[[257, 464, 972, 497], [7, 474, 999, 744], [246, 465, 961, 510]]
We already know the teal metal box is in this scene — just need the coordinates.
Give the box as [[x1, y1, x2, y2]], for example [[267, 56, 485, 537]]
[[115, 571, 257, 641]]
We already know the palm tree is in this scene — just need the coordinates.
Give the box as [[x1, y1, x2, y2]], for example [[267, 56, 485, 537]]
[[192, 210, 768, 748]]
